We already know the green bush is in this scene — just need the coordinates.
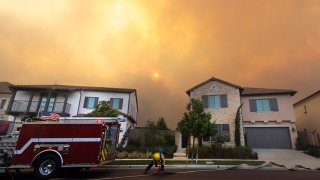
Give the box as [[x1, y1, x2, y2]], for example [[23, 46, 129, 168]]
[[307, 147, 320, 158], [116, 150, 152, 159], [188, 145, 258, 159]]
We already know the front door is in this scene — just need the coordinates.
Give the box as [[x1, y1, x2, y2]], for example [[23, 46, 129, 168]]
[[182, 134, 188, 148]]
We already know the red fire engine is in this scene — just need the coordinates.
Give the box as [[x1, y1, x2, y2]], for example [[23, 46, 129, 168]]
[[0, 117, 122, 179]]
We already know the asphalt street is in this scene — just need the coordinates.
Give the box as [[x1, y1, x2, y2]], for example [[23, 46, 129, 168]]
[[1, 168, 320, 180]]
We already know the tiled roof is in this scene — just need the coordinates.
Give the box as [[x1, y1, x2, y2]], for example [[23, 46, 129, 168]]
[[9, 84, 136, 94], [241, 87, 297, 96], [0, 82, 13, 94], [294, 90, 320, 106], [186, 76, 241, 96]]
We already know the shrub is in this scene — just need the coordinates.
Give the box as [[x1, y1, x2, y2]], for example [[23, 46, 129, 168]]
[[307, 147, 320, 158], [116, 150, 152, 159], [188, 145, 258, 159], [116, 151, 128, 159]]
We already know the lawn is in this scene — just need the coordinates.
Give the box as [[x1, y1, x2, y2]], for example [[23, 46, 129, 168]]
[[105, 160, 265, 166]]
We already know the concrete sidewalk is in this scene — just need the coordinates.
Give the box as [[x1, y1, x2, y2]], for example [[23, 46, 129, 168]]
[[254, 149, 320, 170]]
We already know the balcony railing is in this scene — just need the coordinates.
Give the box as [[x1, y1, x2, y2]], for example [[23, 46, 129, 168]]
[[11, 100, 71, 114]]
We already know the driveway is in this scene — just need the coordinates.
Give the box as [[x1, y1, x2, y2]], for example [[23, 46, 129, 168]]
[[253, 149, 320, 170]]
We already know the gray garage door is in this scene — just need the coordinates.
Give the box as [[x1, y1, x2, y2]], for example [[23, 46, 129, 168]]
[[245, 127, 292, 149]]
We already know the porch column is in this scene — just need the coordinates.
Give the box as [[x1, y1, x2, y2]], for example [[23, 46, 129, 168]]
[[26, 91, 35, 113], [44, 92, 52, 112], [62, 92, 69, 114], [6, 90, 16, 114]]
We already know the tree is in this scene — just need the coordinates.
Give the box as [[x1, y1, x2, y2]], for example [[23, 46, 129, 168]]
[[235, 104, 243, 147], [177, 98, 213, 163], [156, 117, 168, 130], [87, 101, 120, 117]]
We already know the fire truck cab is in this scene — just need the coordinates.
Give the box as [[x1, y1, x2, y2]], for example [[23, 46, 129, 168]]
[[0, 117, 121, 179]]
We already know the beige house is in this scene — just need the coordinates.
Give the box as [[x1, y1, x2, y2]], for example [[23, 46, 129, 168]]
[[177, 77, 297, 149], [241, 87, 297, 149], [186, 77, 244, 147], [294, 90, 320, 146]]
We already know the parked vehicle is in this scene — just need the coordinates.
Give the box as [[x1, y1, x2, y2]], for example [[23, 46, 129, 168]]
[[0, 117, 121, 179]]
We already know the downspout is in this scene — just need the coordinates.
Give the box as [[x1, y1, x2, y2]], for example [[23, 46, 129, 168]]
[[127, 93, 131, 116], [77, 91, 83, 116]]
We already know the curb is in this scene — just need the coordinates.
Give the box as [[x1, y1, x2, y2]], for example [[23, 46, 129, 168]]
[[100, 164, 237, 170]]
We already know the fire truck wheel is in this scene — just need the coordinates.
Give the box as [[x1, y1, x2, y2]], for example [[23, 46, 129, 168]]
[[34, 154, 61, 179]]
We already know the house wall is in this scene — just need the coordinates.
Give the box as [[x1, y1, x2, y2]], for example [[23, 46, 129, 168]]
[[241, 94, 297, 148], [294, 94, 320, 137], [67, 91, 82, 116], [75, 91, 130, 115], [128, 92, 138, 122], [189, 81, 244, 146]]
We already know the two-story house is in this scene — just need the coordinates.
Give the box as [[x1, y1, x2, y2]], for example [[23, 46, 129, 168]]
[[182, 77, 297, 149], [241, 87, 297, 149], [186, 77, 245, 147], [294, 90, 320, 146], [6, 84, 138, 143]]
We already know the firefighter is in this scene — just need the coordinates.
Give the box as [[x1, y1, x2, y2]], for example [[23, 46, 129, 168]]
[[144, 148, 165, 174]]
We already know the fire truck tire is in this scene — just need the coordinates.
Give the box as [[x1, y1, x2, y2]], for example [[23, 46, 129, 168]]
[[34, 154, 61, 179]]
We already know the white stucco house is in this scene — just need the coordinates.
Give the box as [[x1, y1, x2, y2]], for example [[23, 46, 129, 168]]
[[6, 84, 138, 144]]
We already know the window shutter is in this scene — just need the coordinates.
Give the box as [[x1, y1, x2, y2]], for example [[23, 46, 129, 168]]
[[94, 97, 99, 107], [110, 98, 114, 107], [220, 94, 228, 108], [202, 95, 208, 108], [84, 97, 88, 108], [270, 98, 279, 111], [119, 99, 123, 109], [249, 99, 257, 112]]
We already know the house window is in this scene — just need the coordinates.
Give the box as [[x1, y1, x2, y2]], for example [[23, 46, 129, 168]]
[[304, 105, 307, 114], [202, 94, 228, 109], [110, 98, 123, 110], [217, 124, 230, 142], [203, 124, 230, 142], [38, 94, 48, 112], [0, 99, 8, 110], [256, 99, 270, 112], [38, 93, 57, 112], [47, 94, 57, 112], [84, 97, 99, 109], [249, 98, 278, 112]]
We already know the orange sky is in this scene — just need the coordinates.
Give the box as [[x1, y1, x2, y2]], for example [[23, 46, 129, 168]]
[[0, 0, 319, 129]]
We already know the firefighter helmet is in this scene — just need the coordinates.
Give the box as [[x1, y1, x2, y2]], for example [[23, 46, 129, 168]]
[[153, 152, 160, 161]]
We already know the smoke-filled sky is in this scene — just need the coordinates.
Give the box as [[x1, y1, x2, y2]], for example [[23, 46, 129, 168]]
[[1, 0, 319, 129]]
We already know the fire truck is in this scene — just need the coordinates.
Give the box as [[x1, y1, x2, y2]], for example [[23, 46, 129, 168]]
[[0, 117, 122, 179]]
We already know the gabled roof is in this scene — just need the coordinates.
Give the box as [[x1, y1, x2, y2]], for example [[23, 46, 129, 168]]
[[241, 87, 297, 96], [186, 77, 241, 96], [9, 84, 136, 94], [294, 90, 320, 106], [0, 82, 13, 94]]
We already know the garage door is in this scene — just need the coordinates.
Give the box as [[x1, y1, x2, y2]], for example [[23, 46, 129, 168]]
[[245, 127, 292, 149]]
